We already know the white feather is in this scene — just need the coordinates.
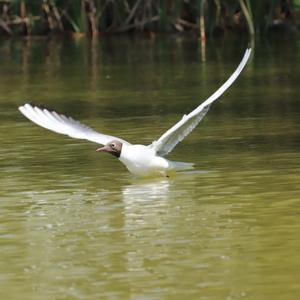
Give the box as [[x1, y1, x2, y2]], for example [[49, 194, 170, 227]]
[[18, 103, 130, 146], [150, 48, 251, 156]]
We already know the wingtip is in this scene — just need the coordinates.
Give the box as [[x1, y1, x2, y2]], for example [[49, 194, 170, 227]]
[[18, 102, 29, 113], [18, 102, 35, 111], [246, 48, 252, 56], [18, 102, 59, 116]]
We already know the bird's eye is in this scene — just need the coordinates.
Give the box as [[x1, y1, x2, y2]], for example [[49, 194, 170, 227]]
[[111, 143, 116, 149]]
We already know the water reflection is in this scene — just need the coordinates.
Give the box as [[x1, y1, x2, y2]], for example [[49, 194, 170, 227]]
[[122, 178, 170, 203]]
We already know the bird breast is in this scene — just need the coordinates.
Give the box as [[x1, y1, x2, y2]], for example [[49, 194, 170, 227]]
[[120, 144, 155, 164], [119, 144, 169, 175]]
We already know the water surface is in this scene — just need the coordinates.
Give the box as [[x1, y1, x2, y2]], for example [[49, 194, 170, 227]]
[[0, 36, 300, 299]]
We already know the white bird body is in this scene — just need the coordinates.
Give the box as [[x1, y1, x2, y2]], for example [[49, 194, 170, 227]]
[[119, 144, 170, 176], [18, 49, 251, 177], [118, 143, 193, 176]]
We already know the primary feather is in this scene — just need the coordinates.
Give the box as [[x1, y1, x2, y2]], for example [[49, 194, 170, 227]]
[[150, 48, 251, 156], [18, 103, 130, 146]]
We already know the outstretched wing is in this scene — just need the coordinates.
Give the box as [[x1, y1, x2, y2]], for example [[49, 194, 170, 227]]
[[150, 48, 251, 156], [19, 103, 130, 146]]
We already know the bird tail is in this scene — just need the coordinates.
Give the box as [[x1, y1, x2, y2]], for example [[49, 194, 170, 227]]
[[169, 161, 194, 171]]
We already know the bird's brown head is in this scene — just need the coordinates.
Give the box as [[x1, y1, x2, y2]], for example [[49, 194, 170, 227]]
[[96, 140, 123, 158]]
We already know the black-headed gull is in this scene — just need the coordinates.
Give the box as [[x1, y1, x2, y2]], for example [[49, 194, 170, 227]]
[[19, 48, 251, 177]]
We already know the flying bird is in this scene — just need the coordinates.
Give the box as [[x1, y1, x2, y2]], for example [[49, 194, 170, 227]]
[[19, 48, 251, 177]]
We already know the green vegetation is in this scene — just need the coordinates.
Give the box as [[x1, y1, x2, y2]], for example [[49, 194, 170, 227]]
[[0, 0, 298, 36]]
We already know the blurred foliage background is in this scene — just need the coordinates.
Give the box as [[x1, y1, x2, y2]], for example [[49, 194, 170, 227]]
[[0, 0, 299, 36]]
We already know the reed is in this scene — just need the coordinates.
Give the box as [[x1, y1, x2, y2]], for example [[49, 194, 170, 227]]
[[0, 0, 298, 36]]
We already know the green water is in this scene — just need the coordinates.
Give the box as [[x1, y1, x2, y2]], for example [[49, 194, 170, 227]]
[[0, 36, 300, 299]]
